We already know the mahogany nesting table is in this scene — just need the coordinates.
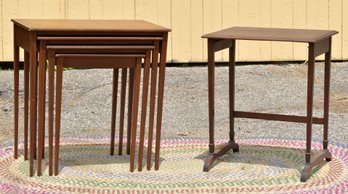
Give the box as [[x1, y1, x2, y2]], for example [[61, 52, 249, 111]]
[[202, 27, 338, 182], [12, 19, 170, 177]]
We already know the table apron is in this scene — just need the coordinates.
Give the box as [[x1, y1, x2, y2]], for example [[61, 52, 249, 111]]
[[212, 39, 234, 52], [313, 38, 330, 57], [14, 24, 31, 51]]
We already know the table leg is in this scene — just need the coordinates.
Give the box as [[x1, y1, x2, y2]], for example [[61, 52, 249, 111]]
[[29, 34, 37, 177], [110, 68, 119, 155], [48, 50, 55, 176], [203, 39, 215, 171], [229, 40, 239, 151], [54, 60, 63, 176], [13, 43, 19, 160], [203, 39, 239, 172], [24, 51, 29, 160], [138, 50, 151, 171], [127, 69, 134, 155], [323, 38, 332, 154], [147, 41, 160, 170], [301, 43, 316, 182], [118, 68, 127, 155], [300, 42, 332, 182], [37, 41, 47, 176], [155, 33, 168, 170], [130, 60, 142, 172]]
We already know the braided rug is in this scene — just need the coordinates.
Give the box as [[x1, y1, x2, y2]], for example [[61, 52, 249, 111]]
[[0, 138, 347, 193]]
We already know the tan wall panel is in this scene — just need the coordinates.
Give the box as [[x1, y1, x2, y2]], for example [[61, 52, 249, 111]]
[[171, 0, 190, 62], [221, 0, 238, 61], [293, 0, 308, 61], [0, 0, 346, 62], [342, 0, 348, 59], [329, 0, 342, 60], [43, 0, 64, 19], [259, 0, 272, 61], [89, 0, 104, 19], [103, 0, 135, 19], [157, 0, 172, 61], [2, 0, 19, 62], [203, 0, 222, 61], [191, 0, 204, 62], [0, 0, 3, 61], [66, 0, 90, 19], [135, 0, 157, 23], [271, 0, 294, 61], [307, 0, 329, 60], [238, 0, 261, 61]]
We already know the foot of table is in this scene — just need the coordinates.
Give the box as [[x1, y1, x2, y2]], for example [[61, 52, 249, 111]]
[[300, 149, 332, 182], [203, 141, 239, 172]]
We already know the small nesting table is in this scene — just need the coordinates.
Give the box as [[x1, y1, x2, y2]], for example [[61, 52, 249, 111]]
[[202, 27, 338, 182]]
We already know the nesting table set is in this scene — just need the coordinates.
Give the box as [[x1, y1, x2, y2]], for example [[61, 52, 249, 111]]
[[12, 19, 170, 177], [12, 19, 338, 182]]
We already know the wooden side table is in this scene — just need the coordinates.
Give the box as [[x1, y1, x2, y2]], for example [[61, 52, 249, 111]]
[[202, 27, 338, 182], [12, 19, 170, 176]]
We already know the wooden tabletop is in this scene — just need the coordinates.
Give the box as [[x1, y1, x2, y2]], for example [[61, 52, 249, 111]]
[[12, 19, 171, 32], [202, 27, 338, 43]]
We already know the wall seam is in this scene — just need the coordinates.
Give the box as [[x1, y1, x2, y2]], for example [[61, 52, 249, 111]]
[[134, 0, 136, 19], [1, 0, 4, 60], [202, 0, 204, 61], [341, 0, 343, 60]]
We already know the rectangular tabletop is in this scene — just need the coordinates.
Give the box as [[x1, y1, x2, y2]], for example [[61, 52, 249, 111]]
[[12, 19, 171, 33], [202, 27, 338, 43]]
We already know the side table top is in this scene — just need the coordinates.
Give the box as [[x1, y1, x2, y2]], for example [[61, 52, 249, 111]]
[[202, 27, 338, 43], [12, 19, 171, 32]]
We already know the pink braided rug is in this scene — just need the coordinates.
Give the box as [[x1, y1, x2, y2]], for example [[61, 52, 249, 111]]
[[0, 138, 347, 193]]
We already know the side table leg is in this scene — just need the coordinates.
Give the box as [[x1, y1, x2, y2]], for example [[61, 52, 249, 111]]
[[118, 68, 127, 155], [24, 52, 29, 160], [130, 60, 142, 172], [204, 40, 239, 172], [110, 68, 119, 155], [138, 50, 151, 171], [13, 43, 19, 159], [54, 61, 64, 176], [204, 39, 217, 172], [48, 50, 55, 176], [37, 41, 47, 176], [301, 43, 315, 182], [229, 40, 239, 151], [323, 38, 332, 161], [154, 34, 168, 170], [301, 41, 333, 182], [29, 34, 37, 177], [147, 41, 159, 170], [127, 68, 134, 155]]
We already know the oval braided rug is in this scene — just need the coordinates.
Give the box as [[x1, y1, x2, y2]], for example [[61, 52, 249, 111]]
[[0, 138, 348, 193]]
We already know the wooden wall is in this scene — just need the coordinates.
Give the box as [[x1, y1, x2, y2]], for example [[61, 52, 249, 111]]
[[0, 0, 347, 62]]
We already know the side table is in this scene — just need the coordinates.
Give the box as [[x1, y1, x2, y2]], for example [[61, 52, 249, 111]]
[[202, 27, 338, 182]]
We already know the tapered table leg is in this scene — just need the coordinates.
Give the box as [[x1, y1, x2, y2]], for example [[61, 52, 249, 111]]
[[24, 52, 30, 160], [130, 60, 142, 172], [154, 34, 168, 170], [29, 34, 38, 177], [118, 69, 127, 155], [138, 50, 151, 171], [147, 41, 159, 170], [110, 68, 119, 155], [13, 43, 19, 160]]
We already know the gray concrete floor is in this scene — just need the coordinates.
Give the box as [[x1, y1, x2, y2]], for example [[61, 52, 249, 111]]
[[0, 62, 347, 147]]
